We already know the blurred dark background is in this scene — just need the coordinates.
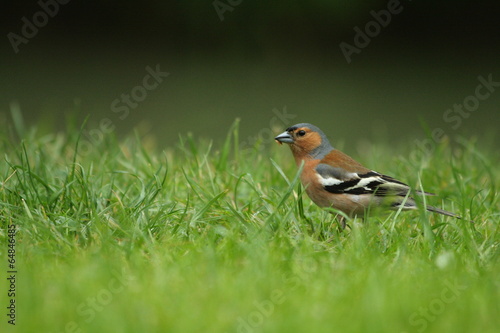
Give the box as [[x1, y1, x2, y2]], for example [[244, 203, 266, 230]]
[[1, 0, 499, 150]]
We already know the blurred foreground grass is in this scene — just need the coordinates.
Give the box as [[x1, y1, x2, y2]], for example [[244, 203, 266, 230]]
[[0, 118, 499, 333]]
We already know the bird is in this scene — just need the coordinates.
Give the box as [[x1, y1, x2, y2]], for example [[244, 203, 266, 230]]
[[274, 123, 462, 226]]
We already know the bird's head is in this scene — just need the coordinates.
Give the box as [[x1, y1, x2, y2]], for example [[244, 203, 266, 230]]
[[275, 123, 333, 160]]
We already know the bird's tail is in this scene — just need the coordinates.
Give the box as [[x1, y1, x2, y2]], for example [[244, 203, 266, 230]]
[[416, 191, 473, 221], [393, 198, 473, 222], [426, 205, 461, 219]]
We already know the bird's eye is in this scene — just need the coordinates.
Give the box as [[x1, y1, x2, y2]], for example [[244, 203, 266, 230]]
[[297, 130, 306, 137]]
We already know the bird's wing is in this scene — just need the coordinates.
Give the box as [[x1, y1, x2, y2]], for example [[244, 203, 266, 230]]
[[315, 163, 413, 197]]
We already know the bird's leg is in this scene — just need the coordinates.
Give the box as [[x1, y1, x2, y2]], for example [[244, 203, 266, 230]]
[[323, 215, 349, 243], [303, 215, 315, 234], [296, 186, 317, 234], [336, 215, 347, 230]]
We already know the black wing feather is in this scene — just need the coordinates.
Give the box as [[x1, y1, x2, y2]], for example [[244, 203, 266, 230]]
[[316, 163, 412, 197]]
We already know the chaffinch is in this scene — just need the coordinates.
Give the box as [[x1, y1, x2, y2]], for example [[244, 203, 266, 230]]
[[275, 123, 461, 224]]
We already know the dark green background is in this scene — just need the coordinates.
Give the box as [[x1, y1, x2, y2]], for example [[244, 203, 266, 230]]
[[2, 0, 499, 150]]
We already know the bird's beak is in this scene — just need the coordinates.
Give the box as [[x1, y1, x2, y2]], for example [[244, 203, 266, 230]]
[[274, 131, 294, 145]]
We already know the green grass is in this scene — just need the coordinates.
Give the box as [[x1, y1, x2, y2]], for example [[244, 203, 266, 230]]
[[0, 118, 499, 333]]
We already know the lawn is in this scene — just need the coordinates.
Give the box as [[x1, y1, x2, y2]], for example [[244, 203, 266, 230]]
[[0, 118, 498, 333]]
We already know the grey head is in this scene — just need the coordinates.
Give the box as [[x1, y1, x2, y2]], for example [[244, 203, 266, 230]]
[[274, 123, 334, 159]]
